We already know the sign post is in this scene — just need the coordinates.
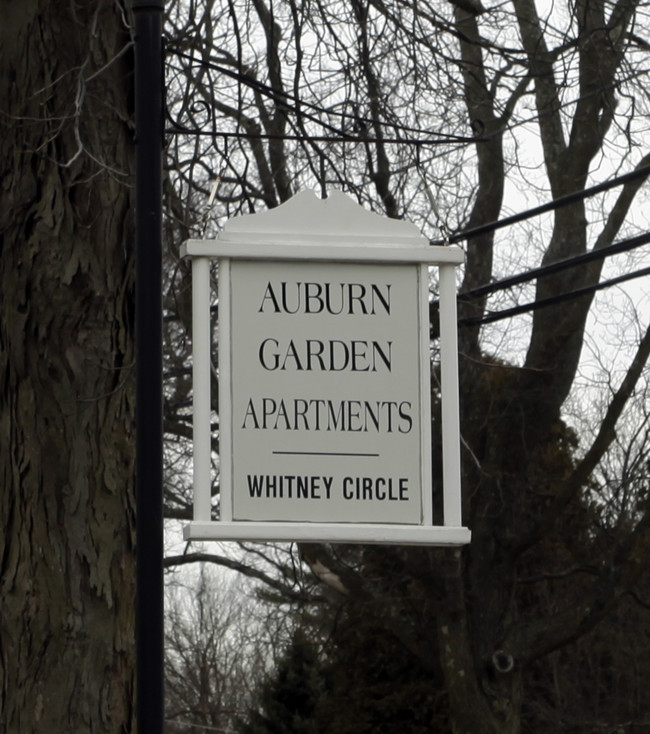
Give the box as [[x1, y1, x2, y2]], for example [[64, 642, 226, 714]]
[[133, 1, 164, 732], [181, 190, 470, 546]]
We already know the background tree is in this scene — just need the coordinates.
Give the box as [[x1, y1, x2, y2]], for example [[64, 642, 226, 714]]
[[0, 1, 136, 731], [165, 567, 273, 734], [160, 2, 650, 733]]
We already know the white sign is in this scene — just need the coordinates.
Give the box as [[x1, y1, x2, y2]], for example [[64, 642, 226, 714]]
[[230, 260, 423, 524], [181, 190, 470, 546]]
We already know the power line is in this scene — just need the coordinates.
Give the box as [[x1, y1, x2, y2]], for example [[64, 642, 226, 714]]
[[429, 229, 650, 326], [429, 230, 650, 318], [458, 230, 650, 303], [432, 161, 650, 246], [460, 265, 650, 327], [434, 164, 650, 326]]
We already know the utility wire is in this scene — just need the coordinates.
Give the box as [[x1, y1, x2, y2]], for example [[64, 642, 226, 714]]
[[460, 264, 650, 326], [430, 230, 650, 326], [458, 230, 650, 303], [426, 160, 650, 324], [431, 162, 650, 246], [433, 163, 650, 326]]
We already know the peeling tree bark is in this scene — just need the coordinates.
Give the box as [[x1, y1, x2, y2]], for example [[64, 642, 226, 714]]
[[0, 1, 136, 731]]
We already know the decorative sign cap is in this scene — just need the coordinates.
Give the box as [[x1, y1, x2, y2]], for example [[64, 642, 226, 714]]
[[218, 190, 428, 247]]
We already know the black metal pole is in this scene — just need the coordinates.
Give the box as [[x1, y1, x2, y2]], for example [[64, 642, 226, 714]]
[[133, 2, 164, 733]]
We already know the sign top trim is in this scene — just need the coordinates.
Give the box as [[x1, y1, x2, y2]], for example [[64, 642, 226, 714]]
[[181, 240, 464, 264], [220, 189, 426, 243], [182, 189, 464, 264]]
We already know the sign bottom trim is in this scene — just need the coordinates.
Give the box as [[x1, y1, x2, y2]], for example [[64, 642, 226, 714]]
[[183, 521, 471, 546]]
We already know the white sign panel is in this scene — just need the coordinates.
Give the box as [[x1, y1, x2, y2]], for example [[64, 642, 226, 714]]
[[181, 190, 470, 546], [229, 260, 425, 524]]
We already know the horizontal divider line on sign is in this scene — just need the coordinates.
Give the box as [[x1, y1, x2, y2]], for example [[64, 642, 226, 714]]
[[272, 450, 380, 457]]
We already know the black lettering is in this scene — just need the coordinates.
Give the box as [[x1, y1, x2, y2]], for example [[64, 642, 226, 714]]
[[363, 402, 380, 431], [257, 281, 392, 315], [328, 401, 345, 430], [280, 282, 301, 314], [273, 399, 291, 430], [294, 399, 309, 430], [310, 399, 325, 430], [241, 399, 260, 429], [388, 479, 399, 501], [347, 283, 368, 314], [247, 475, 264, 497], [362, 477, 373, 500], [305, 340, 326, 370], [372, 341, 392, 372], [350, 341, 369, 372], [310, 476, 321, 499], [324, 283, 345, 314], [399, 477, 409, 501], [261, 398, 277, 429], [398, 401, 413, 433], [239, 398, 413, 433], [375, 478, 386, 500], [258, 283, 281, 313], [347, 401, 363, 431], [267, 474, 278, 498], [259, 338, 280, 370], [281, 340, 303, 370], [371, 284, 391, 315], [304, 282, 324, 313], [296, 476, 309, 499], [328, 340, 349, 371]]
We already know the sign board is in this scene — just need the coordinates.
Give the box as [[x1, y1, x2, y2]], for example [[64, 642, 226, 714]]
[[181, 190, 470, 545], [230, 259, 423, 524]]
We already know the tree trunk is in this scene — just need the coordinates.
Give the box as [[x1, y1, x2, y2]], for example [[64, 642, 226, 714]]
[[0, 1, 136, 731]]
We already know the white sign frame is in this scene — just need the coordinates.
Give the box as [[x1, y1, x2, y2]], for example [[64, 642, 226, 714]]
[[180, 190, 470, 546]]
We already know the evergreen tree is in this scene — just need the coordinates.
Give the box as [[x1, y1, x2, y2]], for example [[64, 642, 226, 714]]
[[239, 634, 322, 734]]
